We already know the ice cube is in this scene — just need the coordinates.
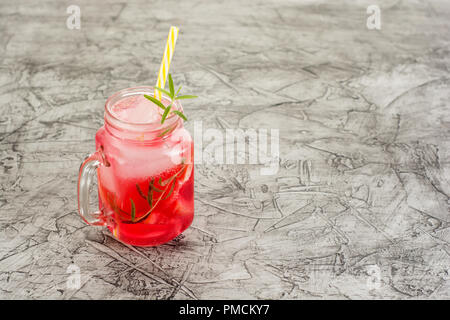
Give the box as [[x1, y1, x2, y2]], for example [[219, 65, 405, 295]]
[[111, 95, 163, 124]]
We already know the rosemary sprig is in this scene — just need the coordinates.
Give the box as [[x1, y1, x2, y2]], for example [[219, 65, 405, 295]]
[[104, 164, 189, 224], [131, 164, 188, 223], [144, 73, 197, 124]]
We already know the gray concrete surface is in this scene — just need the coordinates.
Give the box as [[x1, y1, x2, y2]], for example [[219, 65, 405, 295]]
[[0, 0, 450, 299]]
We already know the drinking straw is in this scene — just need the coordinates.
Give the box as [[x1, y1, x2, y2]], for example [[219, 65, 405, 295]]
[[155, 26, 179, 100]]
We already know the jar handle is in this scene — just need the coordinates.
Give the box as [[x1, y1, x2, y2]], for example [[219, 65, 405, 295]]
[[77, 149, 106, 226]]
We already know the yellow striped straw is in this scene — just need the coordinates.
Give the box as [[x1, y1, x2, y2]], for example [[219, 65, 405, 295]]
[[155, 26, 179, 100]]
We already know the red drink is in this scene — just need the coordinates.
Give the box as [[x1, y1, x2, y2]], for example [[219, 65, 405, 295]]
[[78, 87, 194, 246]]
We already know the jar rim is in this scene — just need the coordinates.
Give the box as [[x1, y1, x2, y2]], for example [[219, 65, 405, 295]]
[[104, 86, 182, 134]]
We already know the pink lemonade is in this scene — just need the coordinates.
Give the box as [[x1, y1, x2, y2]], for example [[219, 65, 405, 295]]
[[94, 88, 194, 246]]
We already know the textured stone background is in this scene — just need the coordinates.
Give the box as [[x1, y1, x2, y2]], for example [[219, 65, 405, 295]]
[[0, 0, 449, 299]]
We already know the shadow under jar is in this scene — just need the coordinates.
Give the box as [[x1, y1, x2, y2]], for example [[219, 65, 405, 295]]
[[78, 86, 194, 246]]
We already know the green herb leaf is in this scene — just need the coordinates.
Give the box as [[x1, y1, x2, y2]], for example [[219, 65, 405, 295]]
[[130, 199, 136, 222], [144, 94, 166, 110], [157, 127, 172, 137], [154, 86, 172, 98], [162, 178, 176, 200], [147, 179, 153, 206], [148, 192, 153, 206], [172, 110, 188, 121], [136, 184, 146, 200], [159, 176, 171, 186], [176, 86, 182, 96], [168, 74, 175, 98], [175, 95, 198, 100], [161, 104, 172, 124], [144, 75, 196, 127]]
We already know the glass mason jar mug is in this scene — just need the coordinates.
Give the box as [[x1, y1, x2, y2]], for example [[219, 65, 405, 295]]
[[77, 86, 194, 246]]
